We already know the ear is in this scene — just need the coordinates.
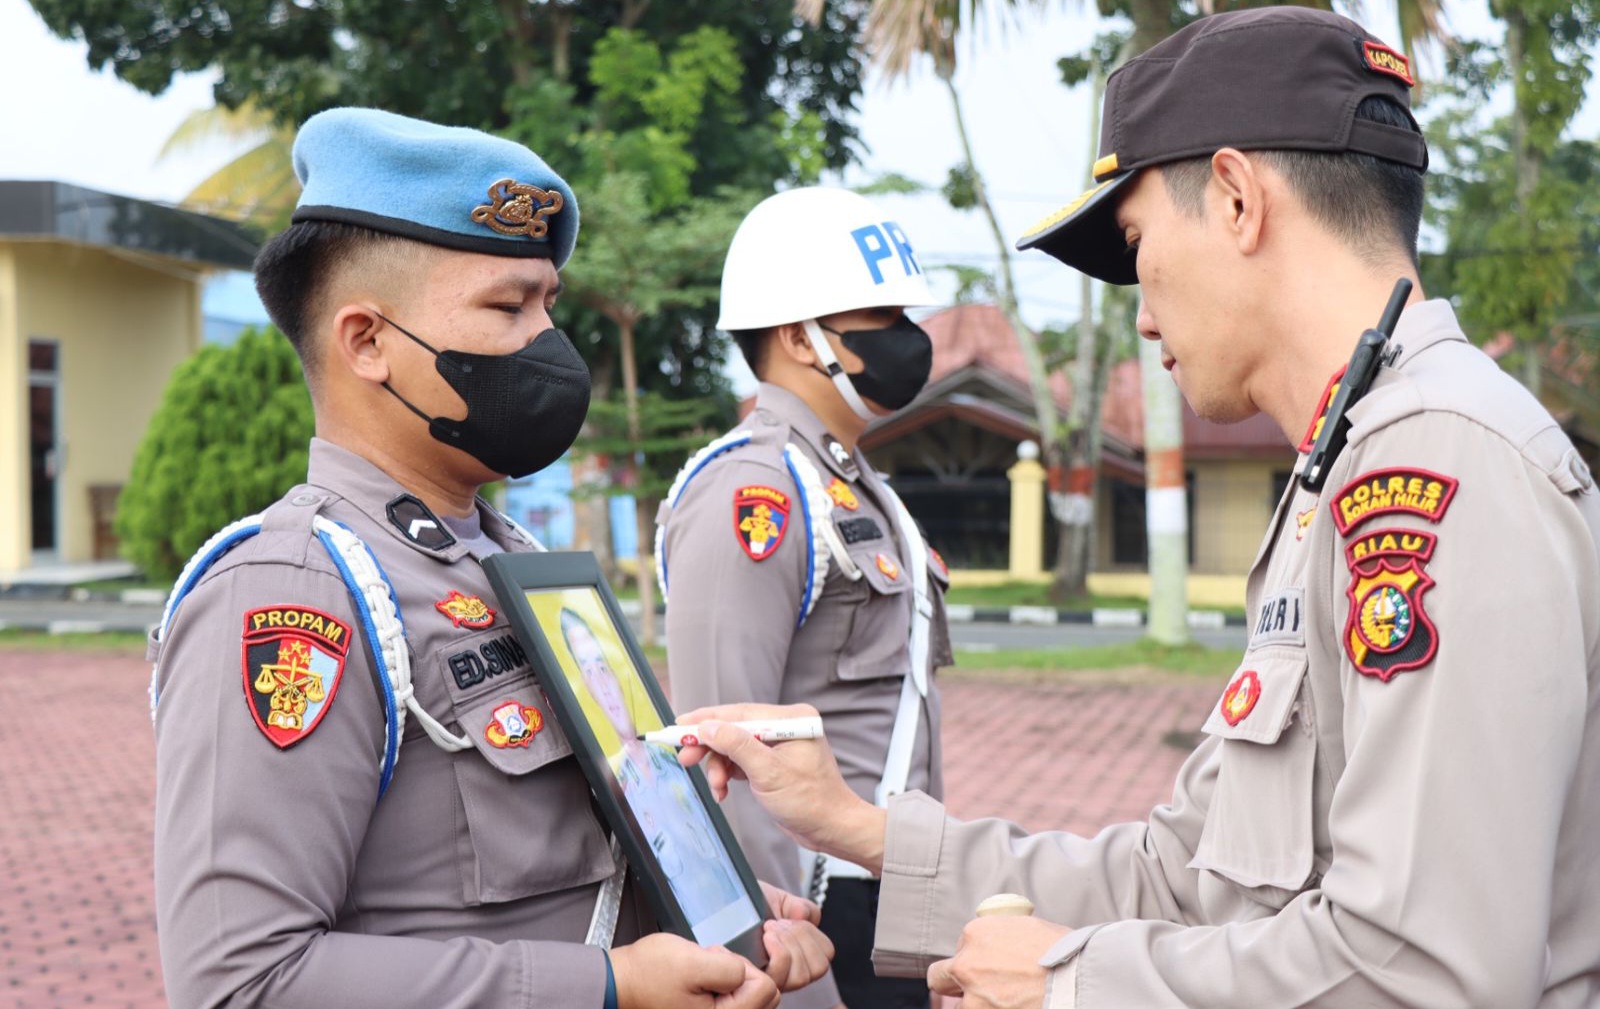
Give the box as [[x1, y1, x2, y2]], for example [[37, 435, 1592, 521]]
[[329, 303, 392, 385], [771, 322, 819, 368], [1208, 148, 1267, 256]]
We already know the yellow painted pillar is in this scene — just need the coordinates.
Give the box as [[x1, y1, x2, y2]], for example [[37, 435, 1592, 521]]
[[1007, 440, 1046, 579], [0, 247, 23, 573]]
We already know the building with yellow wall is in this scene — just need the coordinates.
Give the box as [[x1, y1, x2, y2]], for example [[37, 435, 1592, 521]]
[[0, 181, 256, 573]]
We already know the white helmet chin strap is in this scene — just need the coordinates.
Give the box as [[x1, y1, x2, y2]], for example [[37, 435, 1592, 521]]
[[803, 319, 877, 423]]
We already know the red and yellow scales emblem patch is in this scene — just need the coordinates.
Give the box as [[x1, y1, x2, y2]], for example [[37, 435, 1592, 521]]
[[734, 485, 790, 561], [241, 606, 352, 748], [436, 590, 496, 629]]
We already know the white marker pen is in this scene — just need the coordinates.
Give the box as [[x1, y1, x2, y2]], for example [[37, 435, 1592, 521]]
[[639, 716, 825, 748]]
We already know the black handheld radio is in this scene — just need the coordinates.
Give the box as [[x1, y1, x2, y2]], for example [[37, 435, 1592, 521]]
[[1299, 277, 1412, 491]]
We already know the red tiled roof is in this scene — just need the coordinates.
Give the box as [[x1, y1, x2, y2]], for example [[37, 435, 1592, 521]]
[[735, 304, 1296, 459], [920, 303, 1291, 456]]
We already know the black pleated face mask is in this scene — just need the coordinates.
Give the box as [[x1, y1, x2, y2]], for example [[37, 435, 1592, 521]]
[[379, 314, 592, 478], [821, 316, 934, 411]]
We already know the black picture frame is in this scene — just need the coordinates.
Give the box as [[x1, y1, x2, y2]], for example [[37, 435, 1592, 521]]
[[483, 551, 772, 965]]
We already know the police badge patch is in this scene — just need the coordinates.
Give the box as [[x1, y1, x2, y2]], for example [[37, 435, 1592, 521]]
[[1343, 528, 1439, 681], [435, 590, 496, 629], [241, 606, 352, 749], [827, 477, 860, 511], [734, 486, 790, 561], [1220, 669, 1262, 725], [485, 699, 543, 748]]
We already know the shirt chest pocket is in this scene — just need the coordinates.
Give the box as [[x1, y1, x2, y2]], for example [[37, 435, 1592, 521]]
[[442, 655, 617, 907], [1188, 650, 1318, 909], [831, 544, 913, 681]]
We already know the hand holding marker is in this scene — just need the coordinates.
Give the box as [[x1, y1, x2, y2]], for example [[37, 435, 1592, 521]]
[[639, 716, 825, 748]]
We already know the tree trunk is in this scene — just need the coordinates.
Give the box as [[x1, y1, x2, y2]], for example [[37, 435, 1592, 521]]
[[618, 316, 656, 645], [1126, 0, 1189, 643], [1055, 56, 1108, 599], [1504, 7, 1544, 397], [938, 70, 1058, 457], [551, 8, 573, 82], [573, 353, 617, 584]]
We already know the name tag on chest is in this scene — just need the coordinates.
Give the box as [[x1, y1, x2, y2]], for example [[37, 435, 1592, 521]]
[[1252, 587, 1305, 648]]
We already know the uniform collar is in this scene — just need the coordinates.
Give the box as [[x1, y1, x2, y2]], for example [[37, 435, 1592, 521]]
[[1380, 298, 1469, 366], [753, 382, 864, 482], [1294, 299, 1467, 464], [305, 437, 525, 561]]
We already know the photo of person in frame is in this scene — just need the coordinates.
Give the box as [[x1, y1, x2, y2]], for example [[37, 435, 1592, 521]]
[[535, 590, 755, 942]]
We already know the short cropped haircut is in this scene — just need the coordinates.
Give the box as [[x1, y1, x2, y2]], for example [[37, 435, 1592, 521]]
[[253, 221, 433, 379], [730, 328, 771, 378], [1160, 96, 1425, 268]]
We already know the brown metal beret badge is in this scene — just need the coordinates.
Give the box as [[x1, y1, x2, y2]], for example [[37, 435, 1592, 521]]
[[471, 179, 564, 238]]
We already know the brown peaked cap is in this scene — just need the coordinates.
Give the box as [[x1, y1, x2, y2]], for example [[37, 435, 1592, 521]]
[[1017, 6, 1427, 285]]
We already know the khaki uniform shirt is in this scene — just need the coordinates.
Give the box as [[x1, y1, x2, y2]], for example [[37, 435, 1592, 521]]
[[661, 383, 954, 1007], [152, 439, 648, 1009], [873, 301, 1600, 1008]]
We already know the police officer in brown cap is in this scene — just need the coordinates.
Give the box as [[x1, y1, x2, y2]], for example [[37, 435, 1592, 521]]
[[672, 8, 1600, 1008], [150, 107, 832, 1009]]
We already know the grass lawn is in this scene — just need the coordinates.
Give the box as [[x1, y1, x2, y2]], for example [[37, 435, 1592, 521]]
[[947, 638, 1238, 681], [0, 629, 149, 653], [70, 577, 173, 594], [943, 582, 1149, 610]]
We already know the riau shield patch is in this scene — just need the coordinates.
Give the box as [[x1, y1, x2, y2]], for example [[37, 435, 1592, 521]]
[[734, 485, 790, 561], [241, 606, 352, 749], [1343, 528, 1438, 681]]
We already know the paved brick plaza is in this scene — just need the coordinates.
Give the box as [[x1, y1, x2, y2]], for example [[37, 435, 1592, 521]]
[[0, 650, 1221, 1008]]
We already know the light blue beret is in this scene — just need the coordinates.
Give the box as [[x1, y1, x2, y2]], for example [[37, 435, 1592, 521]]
[[291, 108, 579, 269]]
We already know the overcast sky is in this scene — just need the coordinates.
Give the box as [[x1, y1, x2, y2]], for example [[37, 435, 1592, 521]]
[[1, 0, 1584, 384]]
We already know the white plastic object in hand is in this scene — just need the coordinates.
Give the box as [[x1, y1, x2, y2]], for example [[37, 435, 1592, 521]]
[[975, 893, 1035, 918]]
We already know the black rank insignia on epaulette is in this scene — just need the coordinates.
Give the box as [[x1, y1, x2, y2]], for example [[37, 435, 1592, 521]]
[[386, 493, 456, 551]]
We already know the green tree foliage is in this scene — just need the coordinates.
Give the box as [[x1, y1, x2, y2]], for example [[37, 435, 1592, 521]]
[[499, 24, 772, 639], [116, 328, 313, 579], [28, 0, 867, 186], [1421, 10, 1600, 384]]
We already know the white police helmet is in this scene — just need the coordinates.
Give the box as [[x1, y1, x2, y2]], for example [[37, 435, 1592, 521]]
[[715, 187, 936, 331]]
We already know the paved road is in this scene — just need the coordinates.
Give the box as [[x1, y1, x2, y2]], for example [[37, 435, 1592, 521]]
[[0, 598, 1249, 652], [0, 646, 1220, 1008]]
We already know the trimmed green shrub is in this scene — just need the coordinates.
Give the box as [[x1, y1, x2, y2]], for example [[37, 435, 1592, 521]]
[[117, 326, 313, 579]]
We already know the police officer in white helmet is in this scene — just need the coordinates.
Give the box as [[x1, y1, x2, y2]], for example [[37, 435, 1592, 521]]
[[657, 187, 956, 1009]]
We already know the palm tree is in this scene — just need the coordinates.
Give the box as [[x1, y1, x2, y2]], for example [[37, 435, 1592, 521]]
[[797, 0, 1074, 601], [804, 0, 1446, 634], [159, 101, 298, 232]]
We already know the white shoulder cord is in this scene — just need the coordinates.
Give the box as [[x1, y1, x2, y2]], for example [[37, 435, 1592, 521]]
[[313, 517, 472, 754], [875, 482, 932, 807], [780, 445, 848, 620], [656, 428, 755, 600]]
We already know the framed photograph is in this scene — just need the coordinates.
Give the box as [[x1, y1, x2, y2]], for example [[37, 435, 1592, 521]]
[[482, 551, 772, 963]]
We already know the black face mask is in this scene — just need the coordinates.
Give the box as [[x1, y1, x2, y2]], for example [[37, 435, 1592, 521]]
[[378, 314, 592, 479], [822, 316, 934, 411]]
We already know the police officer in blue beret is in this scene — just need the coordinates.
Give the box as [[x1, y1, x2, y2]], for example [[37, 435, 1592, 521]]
[[149, 108, 833, 1009]]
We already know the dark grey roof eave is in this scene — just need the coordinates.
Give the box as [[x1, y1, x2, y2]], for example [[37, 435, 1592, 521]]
[[0, 180, 259, 271]]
